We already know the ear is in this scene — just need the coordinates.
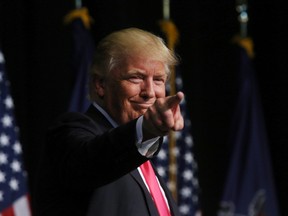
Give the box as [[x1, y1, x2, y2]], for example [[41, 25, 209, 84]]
[[94, 75, 105, 98]]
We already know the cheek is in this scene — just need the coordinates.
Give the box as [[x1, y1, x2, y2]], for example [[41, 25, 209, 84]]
[[121, 83, 141, 97], [154, 85, 166, 97], [109, 84, 139, 107], [106, 83, 124, 103]]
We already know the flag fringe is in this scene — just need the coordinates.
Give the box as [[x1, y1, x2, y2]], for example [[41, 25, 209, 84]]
[[63, 7, 94, 29], [232, 35, 255, 59]]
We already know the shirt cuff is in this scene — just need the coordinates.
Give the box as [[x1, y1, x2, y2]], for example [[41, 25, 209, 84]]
[[136, 116, 160, 158]]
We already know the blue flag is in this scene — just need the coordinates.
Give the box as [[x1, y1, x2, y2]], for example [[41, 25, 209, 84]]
[[0, 50, 31, 215], [67, 8, 95, 112], [153, 68, 201, 216], [218, 45, 280, 216]]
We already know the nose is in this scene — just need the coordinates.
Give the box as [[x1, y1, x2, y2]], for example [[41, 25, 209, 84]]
[[140, 79, 155, 100]]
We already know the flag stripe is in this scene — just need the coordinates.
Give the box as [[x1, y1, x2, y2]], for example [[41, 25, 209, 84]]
[[1, 206, 14, 216], [13, 196, 31, 216]]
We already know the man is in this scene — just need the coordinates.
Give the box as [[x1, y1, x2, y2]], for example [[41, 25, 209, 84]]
[[34, 28, 184, 216]]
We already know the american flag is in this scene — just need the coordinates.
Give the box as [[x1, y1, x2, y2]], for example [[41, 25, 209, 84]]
[[0, 50, 31, 215], [152, 68, 201, 216]]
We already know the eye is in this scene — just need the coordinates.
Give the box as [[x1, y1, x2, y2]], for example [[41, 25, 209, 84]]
[[153, 77, 165, 85], [128, 75, 143, 83]]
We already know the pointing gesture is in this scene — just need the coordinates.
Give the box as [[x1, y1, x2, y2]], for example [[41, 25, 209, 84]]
[[142, 91, 185, 140]]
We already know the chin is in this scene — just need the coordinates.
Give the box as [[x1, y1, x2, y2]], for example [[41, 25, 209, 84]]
[[126, 112, 143, 122]]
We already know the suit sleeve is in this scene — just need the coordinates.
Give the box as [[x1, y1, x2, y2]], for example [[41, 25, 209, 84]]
[[42, 112, 149, 189]]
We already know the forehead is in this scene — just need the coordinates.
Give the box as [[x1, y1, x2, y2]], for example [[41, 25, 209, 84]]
[[125, 57, 167, 74]]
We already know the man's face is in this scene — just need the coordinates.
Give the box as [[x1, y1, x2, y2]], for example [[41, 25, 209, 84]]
[[96, 57, 167, 124]]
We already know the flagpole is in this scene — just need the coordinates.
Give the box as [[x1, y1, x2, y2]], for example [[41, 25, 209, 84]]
[[161, 0, 178, 201], [233, 0, 255, 58], [163, 0, 170, 20], [236, 0, 248, 38], [75, 0, 82, 9], [157, 3, 201, 214]]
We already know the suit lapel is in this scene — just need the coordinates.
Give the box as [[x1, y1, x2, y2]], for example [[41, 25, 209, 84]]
[[130, 169, 160, 216], [130, 166, 180, 216]]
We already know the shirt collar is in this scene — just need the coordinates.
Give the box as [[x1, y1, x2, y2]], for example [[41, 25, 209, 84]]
[[92, 102, 118, 128]]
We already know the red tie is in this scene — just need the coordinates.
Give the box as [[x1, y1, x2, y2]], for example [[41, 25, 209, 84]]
[[140, 161, 171, 216]]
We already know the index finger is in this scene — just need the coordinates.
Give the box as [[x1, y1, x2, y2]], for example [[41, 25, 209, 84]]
[[165, 91, 184, 109]]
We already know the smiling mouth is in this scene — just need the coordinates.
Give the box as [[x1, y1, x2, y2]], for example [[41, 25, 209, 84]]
[[132, 102, 153, 109]]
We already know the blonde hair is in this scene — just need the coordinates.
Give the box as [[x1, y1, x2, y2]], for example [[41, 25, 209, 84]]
[[89, 27, 178, 101]]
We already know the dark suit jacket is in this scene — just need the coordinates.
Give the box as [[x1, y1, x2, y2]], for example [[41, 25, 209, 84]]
[[33, 105, 180, 216]]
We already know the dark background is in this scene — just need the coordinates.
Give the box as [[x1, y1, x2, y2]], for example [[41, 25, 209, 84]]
[[1, 0, 287, 215]]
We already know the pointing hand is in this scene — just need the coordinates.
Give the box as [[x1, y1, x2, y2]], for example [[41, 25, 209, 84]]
[[142, 91, 184, 140]]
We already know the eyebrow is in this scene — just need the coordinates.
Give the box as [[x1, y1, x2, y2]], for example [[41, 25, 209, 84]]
[[127, 69, 166, 78], [126, 69, 145, 74]]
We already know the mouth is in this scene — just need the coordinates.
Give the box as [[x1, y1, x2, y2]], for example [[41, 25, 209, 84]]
[[131, 102, 154, 110]]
